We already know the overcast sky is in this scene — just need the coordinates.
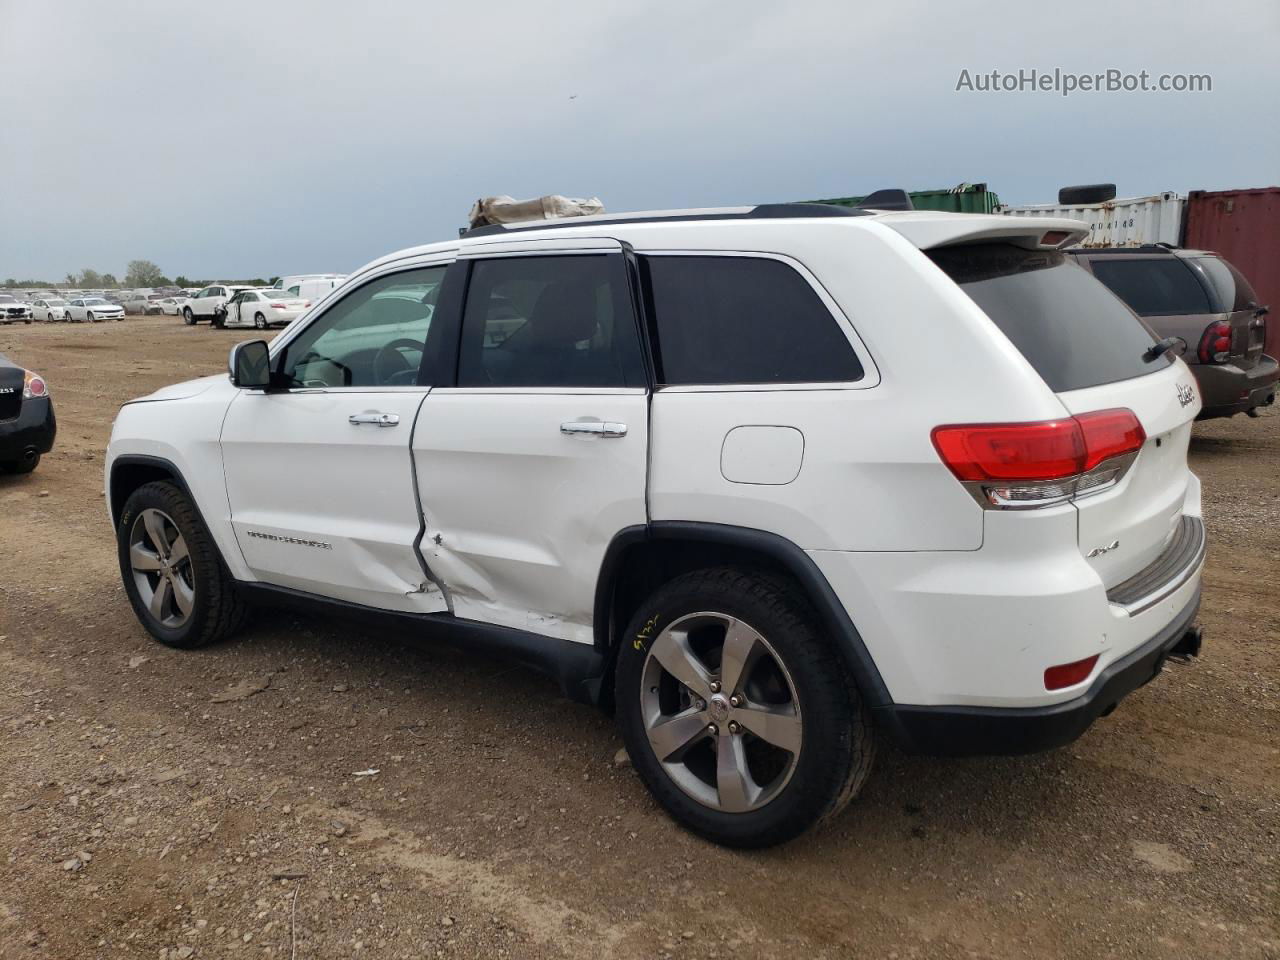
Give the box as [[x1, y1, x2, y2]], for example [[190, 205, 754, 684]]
[[1, 0, 1277, 282]]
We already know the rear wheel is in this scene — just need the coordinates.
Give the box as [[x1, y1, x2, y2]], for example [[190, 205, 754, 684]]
[[254, 312, 267, 330], [117, 481, 249, 649], [615, 568, 873, 848], [0, 453, 39, 474]]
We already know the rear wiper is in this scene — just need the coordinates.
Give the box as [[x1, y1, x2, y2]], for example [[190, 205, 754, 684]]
[[1143, 336, 1184, 363]]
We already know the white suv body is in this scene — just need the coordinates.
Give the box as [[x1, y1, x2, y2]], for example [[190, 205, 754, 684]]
[[105, 204, 1205, 846], [183, 284, 251, 324]]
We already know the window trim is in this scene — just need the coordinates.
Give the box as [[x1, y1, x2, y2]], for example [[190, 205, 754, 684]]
[[264, 255, 457, 394], [638, 249, 880, 393]]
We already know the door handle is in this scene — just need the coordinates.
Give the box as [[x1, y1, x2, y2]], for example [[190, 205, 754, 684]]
[[560, 420, 627, 439], [349, 412, 400, 427]]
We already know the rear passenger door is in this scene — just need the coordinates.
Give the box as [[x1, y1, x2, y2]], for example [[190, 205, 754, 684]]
[[413, 239, 649, 645]]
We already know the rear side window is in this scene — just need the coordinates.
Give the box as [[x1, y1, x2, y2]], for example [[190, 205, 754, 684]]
[[1193, 256, 1259, 313], [457, 254, 645, 388], [643, 256, 863, 385], [1086, 257, 1213, 316], [929, 244, 1168, 393]]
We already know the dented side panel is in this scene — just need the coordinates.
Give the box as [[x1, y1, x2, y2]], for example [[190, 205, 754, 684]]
[[412, 389, 650, 646]]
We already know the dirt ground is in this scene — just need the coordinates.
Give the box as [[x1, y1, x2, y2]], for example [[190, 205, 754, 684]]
[[0, 317, 1275, 960]]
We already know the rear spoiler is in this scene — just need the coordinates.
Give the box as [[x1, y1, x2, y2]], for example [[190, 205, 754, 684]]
[[880, 214, 1089, 251]]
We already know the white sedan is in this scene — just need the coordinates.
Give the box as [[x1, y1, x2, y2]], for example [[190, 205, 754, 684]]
[[31, 298, 70, 321], [66, 297, 126, 322], [218, 289, 310, 329], [155, 296, 191, 316]]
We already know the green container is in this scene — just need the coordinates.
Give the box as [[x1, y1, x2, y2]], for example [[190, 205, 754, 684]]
[[807, 182, 1002, 214]]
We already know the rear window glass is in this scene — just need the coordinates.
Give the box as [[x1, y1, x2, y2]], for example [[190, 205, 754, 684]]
[[1086, 257, 1213, 316], [929, 244, 1168, 393], [1193, 256, 1258, 313], [643, 256, 863, 386]]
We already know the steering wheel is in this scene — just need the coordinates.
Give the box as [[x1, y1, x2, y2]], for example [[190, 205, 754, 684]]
[[373, 338, 425, 385]]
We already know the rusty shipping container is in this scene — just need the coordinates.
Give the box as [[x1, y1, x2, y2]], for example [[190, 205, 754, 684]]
[[1182, 187, 1280, 359]]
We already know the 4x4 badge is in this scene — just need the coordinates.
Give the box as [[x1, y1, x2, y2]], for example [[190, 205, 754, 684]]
[[1176, 383, 1196, 408]]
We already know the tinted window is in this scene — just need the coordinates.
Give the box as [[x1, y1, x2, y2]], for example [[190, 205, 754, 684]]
[[282, 265, 446, 388], [1194, 256, 1258, 313], [1087, 257, 1213, 316], [457, 255, 644, 388], [643, 256, 863, 385], [930, 244, 1168, 393]]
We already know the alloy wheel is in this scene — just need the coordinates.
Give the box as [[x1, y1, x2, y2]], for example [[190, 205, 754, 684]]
[[640, 612, 803, 813], [128, 508, 195, 628]]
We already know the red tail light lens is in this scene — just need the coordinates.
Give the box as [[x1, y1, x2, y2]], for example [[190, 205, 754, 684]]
[[270, 302, 286, 309], [1044, 654, 1099, 690], [1197, 320, 1232, 363], [932, 409, 1145, 508], [22, 370, 48, 399]]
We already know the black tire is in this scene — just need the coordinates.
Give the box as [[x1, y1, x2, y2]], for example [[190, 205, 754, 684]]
[[183, 307, 195, 325], [0, 453, 39, 474], [87, 311, 96, 323], [254, 312, 267, 330], [615, 567, 874, 848], [116, 480, 249, 649], [1058, 183, 1116, 205]]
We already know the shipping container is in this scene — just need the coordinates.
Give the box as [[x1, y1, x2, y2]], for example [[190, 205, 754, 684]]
[[808, 182, 1002, 214], [1183, 186, 1280, 358], [996, 192, 1184, 248]]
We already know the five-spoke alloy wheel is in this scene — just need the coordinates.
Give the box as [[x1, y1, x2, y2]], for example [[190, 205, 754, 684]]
[[617, 568, 874, 848], [128, 508, 196, 629], [116, 480, 248, 648]]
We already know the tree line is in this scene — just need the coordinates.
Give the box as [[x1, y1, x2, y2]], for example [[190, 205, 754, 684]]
[[3, 260, 270, 289]]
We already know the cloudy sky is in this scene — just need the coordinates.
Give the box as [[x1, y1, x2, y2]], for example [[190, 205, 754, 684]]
[[2, 0, 1277, 282]]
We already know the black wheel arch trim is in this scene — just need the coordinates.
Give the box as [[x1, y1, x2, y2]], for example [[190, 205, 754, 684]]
[[592, 521, 893, 709], [109, 454, 209, 532]]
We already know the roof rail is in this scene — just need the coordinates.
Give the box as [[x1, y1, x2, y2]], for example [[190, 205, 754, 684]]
[[854, 189, 914, 211], [461, 202, 875, 238]]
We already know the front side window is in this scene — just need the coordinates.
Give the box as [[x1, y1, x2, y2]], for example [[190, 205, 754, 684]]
[[281, 265, 447, 389], [1087, 257, 1213, 316], [457, 254, 644, 388], [642, 255, 864, 386]]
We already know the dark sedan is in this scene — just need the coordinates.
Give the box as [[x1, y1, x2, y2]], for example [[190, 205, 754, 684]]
[[0, 353, 56, 474]]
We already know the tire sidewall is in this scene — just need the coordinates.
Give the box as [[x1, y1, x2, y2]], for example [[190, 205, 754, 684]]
[[116, 482, 218, 649], [615, 571, 861, 847]]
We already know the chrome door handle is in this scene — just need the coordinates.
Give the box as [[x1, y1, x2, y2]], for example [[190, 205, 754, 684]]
[[560, 420, 627, 439], [349, 412, 400, 427]]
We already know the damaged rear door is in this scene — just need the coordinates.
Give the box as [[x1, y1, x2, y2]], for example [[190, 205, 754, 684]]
[[221, 258, 454, 613], [412, 238, 649, 645]]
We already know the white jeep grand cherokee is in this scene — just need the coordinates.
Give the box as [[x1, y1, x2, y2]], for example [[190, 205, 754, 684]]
[[106, 202, 1206, 847]]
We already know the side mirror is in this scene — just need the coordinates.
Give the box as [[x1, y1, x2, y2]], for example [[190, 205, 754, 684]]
[[229, 339, 271, 389]]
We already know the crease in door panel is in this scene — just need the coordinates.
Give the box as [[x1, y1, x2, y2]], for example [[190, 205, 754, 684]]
[[408, 392, 455, 613]]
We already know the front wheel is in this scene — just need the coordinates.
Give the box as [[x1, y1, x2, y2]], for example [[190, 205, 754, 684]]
[[116, 480, 249, 649], [615, 568, 874, 848], [183, 307, 195, 325], [87, 311, 96, 322]]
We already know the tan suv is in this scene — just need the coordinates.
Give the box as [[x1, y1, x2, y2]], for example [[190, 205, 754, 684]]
[[1070, 246, 1277, 420]]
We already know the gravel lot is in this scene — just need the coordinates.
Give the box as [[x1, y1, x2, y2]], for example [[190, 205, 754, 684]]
[[0, 317, 1276, 959]]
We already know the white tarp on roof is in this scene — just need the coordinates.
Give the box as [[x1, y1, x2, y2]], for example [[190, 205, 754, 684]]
[[467, 194, 604, 229]]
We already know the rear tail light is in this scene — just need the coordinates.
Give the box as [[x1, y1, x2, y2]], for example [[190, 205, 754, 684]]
[[1044, 654, 1099, 691], [270, 302, 286, 309], [932, 408, 1145, 509], [23, 370, 48, 399], [1197, 320, 1233, 363], [303, 301, 312, 308]]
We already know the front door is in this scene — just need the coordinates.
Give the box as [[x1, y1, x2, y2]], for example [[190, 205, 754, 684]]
[[413, 241, 650, 645], [221, 258, 454, 613]]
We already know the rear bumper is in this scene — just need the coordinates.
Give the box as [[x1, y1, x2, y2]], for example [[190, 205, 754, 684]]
[[878, 586, 1201, 755], [1195, 353, 1279, 419], [0, 396, 57, 460]]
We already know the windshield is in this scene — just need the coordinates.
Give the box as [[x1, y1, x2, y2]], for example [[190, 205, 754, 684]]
[[0, 295, 15, 303], [83, 298, 109, 305], [929, 244, 1169, 393], [48, 299, 67, 306]]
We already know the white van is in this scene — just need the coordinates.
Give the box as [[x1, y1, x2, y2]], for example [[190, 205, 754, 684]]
[[285, 275, 345, 305]]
